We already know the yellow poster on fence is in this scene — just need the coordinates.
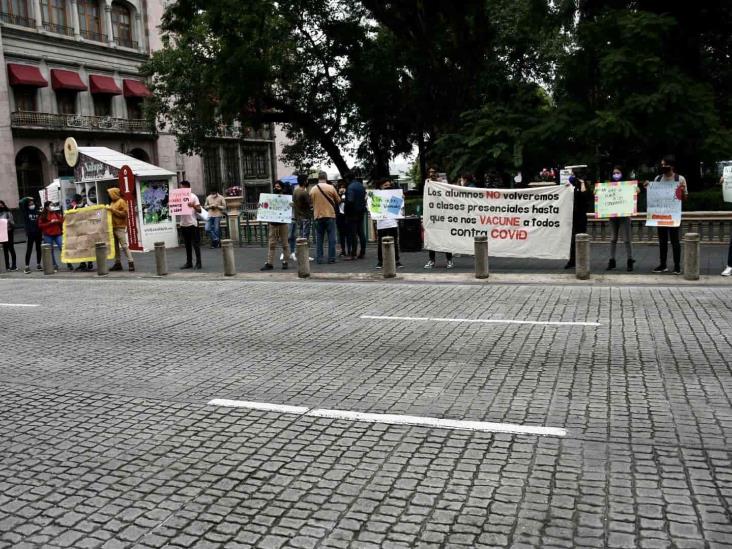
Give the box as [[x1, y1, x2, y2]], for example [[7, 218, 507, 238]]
[[61, 205, 115, 263], [594, 181, 638, 219]]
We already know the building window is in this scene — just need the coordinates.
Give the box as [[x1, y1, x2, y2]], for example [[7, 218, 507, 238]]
[[40, 0, 70, 34], [126, 97, 142, 119], [78, 0, 103, 41], [56, 91, 76, 115], [241, 146, 269, 179], [0, 0, 32, 26], [13, 87, 36, 111], [223, 145, 240, 185], [203, 146, 222, 193], [93, 95, 112, 117], [111, 2, 133, 47]]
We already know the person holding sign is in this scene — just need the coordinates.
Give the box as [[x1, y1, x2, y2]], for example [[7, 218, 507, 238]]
[[603, 167, 636, 272], [424, 167, 454, 269], [565, 169, 592, 269], [644, 156, 687, 274], [374, 179, 403, 269], [0, 200, 16, 271], [178, 180, 203, 270], [260, 180, 291, 271]]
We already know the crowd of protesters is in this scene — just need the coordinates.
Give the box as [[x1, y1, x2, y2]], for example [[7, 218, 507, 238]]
[[1, 154, 731, 277]]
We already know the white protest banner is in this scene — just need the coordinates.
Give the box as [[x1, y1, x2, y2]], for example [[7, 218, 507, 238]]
[[423, 181, 574, 259], [367, 189, 405, 220], [256, 194, 293, 223], [169, 188, 192, 216], [646, 180, 682, 227], [594, 181, 638, 219], [723, 166, 732, 203], [0, 219, 7, 243]]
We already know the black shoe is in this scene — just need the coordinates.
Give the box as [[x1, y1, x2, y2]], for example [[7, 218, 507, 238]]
[[75, 264, 87, 272], [8, 266, 17, 272], [673, 266, 681, 275], [607, 258, 616, 271], [652, 265, 668, 273], [109, 263, 124, 272], [396, 262, 404, 268], [194, 263, 202, 270], [328, 259, 336, 264], [375, 263, 382, 269], [564, 261, 575, 269], [627, 259, 635, 272], [180, 263, 193, 270], [260, 263, 274, 271], [282, 262, 288, 270]]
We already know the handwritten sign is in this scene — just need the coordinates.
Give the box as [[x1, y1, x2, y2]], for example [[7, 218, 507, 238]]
[[169, 188, 193, 216], [0, 219, 7, 243], [723, 166, 732, 203], [646, 180, 682, 227], [594, 181, 638, 218], [256, 194, 293, 223], [367, 190, 405, 220]]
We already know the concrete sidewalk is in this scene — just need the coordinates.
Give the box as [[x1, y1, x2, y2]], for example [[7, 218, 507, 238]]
[[3, 242, 731, 285]]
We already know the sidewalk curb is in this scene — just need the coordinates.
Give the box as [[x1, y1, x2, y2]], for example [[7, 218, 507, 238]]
[[2, 271, 731, 287]]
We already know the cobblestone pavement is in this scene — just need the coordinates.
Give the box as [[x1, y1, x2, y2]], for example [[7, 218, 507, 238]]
[[1, 278, 731, 548]]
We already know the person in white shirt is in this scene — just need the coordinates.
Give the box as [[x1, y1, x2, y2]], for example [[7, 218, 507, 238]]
[[178, 180, 203, 269], [375, 179, 403, 269]]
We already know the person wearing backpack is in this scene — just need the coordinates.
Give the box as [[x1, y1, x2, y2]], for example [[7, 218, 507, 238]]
[[644, 155, 687, 274], [309, 171, 340, 264]]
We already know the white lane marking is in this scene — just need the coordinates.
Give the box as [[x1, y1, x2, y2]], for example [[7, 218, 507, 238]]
[[208, 399, 309, 415], [306, 409, 566, 437], [207, 400, 565, 437], [360, 314, 600, 327], [0, 303, 40, 308]]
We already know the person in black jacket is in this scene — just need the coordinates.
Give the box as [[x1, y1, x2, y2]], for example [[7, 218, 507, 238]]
[[565, 170, 592, 269], [19, 197, 42, 273], [345, 175, 367, 260], [0, 200, 16, 271]]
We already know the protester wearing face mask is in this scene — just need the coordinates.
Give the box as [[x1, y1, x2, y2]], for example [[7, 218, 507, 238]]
[[261, 180, 290, 271], [606, 166, 636, 272], [38, 201, 65, 272], [564, 169, 592, 269], [0, 200, 16, 271], [643, 155, 687, 274], [19, 196, 42, 273]]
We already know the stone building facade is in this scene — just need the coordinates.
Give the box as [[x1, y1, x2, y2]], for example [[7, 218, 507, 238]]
[[0, 0, 275, 207]]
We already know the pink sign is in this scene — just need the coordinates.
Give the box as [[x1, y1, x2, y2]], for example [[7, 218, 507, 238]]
[[169, 188, 193, 216], [0, 219, 7, 243]]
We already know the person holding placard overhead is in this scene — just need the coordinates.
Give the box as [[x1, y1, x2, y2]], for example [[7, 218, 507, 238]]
[[644, 156, 687, 274], [565, 168, 592, 269], [606, 166, 636, 272]]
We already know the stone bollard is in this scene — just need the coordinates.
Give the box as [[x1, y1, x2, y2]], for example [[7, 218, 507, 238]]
[[382, 236, 397, 279], [222, 239, 236, 276], [575, 233, 590, 280], [474, 235, 489, 279], [154, 242, 168, 276], [42, 243, 54, 275], [296, 237, 310, 278], [683, 233, 700, 281], [95, 242, 109, 276]]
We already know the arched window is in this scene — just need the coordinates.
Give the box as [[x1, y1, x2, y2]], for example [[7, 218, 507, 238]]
[[111, 2, 132, 48], [77, 0, 102, 41], [40, 0, 70, 35], [1, 0, 31, 26], [15, 147, 47, 200]]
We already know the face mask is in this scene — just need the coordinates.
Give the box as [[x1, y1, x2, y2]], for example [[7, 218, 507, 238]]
[[612, 173, 622, 181], [274, 188, 282, 194], [29, 204, 36, 210], [662, 166, 672, 174]]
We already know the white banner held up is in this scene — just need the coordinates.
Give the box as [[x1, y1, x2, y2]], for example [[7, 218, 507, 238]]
[[256, 194, 293, 223], [723, 166, 732, 203], [423, 181, 574, 259], [646, 180, 682, 227]]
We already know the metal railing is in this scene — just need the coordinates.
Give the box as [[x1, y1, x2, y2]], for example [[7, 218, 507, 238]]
[[114, 36, 138, 49], [587, 213, 732, 244], [11, 111, 154, 134], [42, 21, 75, 36], [0, 11, 34, 28], [80, 28, 107, 42]]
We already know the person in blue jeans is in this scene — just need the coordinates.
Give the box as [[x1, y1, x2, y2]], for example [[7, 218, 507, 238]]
[[309, 172, 340, 263], [203, 191, 226, 248], [38, 202, 65, 271]]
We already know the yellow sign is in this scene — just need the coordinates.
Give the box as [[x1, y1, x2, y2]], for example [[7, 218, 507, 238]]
[[61, 205, 115, 263]]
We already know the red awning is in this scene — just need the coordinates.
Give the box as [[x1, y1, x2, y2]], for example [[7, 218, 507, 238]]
[[89, 74, 122, 95], [7, 63, 48, 88], [122, 79, 152, 98], [51, 69, 87, 91]]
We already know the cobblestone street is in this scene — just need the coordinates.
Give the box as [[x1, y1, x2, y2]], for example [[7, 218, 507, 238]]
[[1, 278, 731, 548]]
